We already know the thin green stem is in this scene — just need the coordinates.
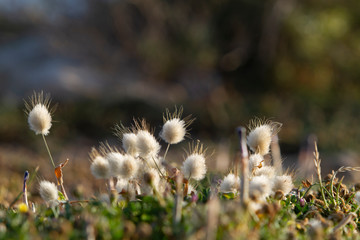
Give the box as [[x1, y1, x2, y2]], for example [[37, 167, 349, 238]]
[[302, 183, 317, 198], [163, 143, 171, 160], [152, 157, 166, 179], [319, 181, 329, 209], [42, 134, 56, 168]]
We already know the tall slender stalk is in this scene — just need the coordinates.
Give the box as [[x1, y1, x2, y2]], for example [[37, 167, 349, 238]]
[[42, 134, 56, 168], [163, 143, 171, 160], [237, 127, 249, 205], [23, 171, 29, 207], [313, 142, 329, 209], [271, 134, 283, 175], [173, 174, 183, 226]]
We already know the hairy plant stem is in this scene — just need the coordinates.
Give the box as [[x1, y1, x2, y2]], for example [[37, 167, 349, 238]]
[[42, 134, 56, 168], [163, 143, 171, 160], [152, 157, 166, 179]]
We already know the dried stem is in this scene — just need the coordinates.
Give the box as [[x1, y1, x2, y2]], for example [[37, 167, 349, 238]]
[[206, 197, 220, 240], [173, 174, 183, 226], [163, 143, 171, 160], [237, 127, 249, 205], [60, 183, 69, 201], [333, 212, 357, 233], [313, 142, 329, 209], [271, 134, 283, 175]]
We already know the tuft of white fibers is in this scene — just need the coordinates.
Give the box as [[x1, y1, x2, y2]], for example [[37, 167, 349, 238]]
[[116, 178, 129, 193], [90, 156, 111, 179], [160, 118, 186, 144], [119, 154, 139, 179], [249, 154, 264, 172], [247, 125, 272, 156], [182, 153, 207, 181], [160, 106, 194, 145], [136, 130, 161, 159], [28, 104, 52, 135], [105, 152, 124, 177], [253, 166, 276, 178], [122, 133, 138, 156], [25, 91, 54, 136], [141, 168, 161, 195], [249, 175, 272, 201], [220, 173, 240, 193], [272, 175, 294, 195], [39, 180, 58, 206]]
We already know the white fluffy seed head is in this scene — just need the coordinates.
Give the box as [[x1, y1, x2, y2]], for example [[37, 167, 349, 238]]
[[247, 125, 272, 156], [105, 152, 124, 177], [136, 130, 161, 159], [160, 118, 186, 144], [39, 181, 58, 206], [249, 154, 264, 172], [253, 166, 276, 178], [144, 168, 160, 186], [116, 178, 129, 193], [182, 153, 207, 181], [90, 156, 111, 179], [28, 104, 52, 135], [122, 133, 138, 156], [249, 175, 272, 201], [272, 175, 294, 195], [141, 168, 161, 195], [220, 173, 240, 193], [119, 154, 139, 179]]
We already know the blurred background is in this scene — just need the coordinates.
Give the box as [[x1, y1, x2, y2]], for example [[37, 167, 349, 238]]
[[1, 0, 360, 203]]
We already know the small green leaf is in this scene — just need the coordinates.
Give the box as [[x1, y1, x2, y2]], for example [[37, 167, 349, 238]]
[[58, 191, 66, 201]]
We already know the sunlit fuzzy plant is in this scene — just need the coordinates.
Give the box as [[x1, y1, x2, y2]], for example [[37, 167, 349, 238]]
[[16, 92, 360, 238], [90, 108, 205, 204], [24, 91, 69, 203]]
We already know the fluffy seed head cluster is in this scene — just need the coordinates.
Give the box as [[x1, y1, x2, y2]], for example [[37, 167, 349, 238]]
[[116, 179, 129, 193], [249, 154, 264, 172], [220, 173, 240, 193], [253, 166, 276, 178], [136, 130, 161, 159], [249, 175, 273, 201], [247, 118, 282, 156], [105, 152, 125, 177], [39, 180, 58, 205], [159, 106, 194, 145], [25, 91, 54, 135], [182, 142, 207, 180], [182, 154, 207, 180], [122, 133, 138, 156], [160, 118, 186, 144], [141, 168, 161, 195], [119, 155, 139, 179], [90, 149, 111, 179], [272, 175, 293, 195]]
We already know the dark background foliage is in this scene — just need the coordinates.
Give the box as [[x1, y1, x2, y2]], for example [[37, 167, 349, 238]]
[[0, 0, 359, 187]]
